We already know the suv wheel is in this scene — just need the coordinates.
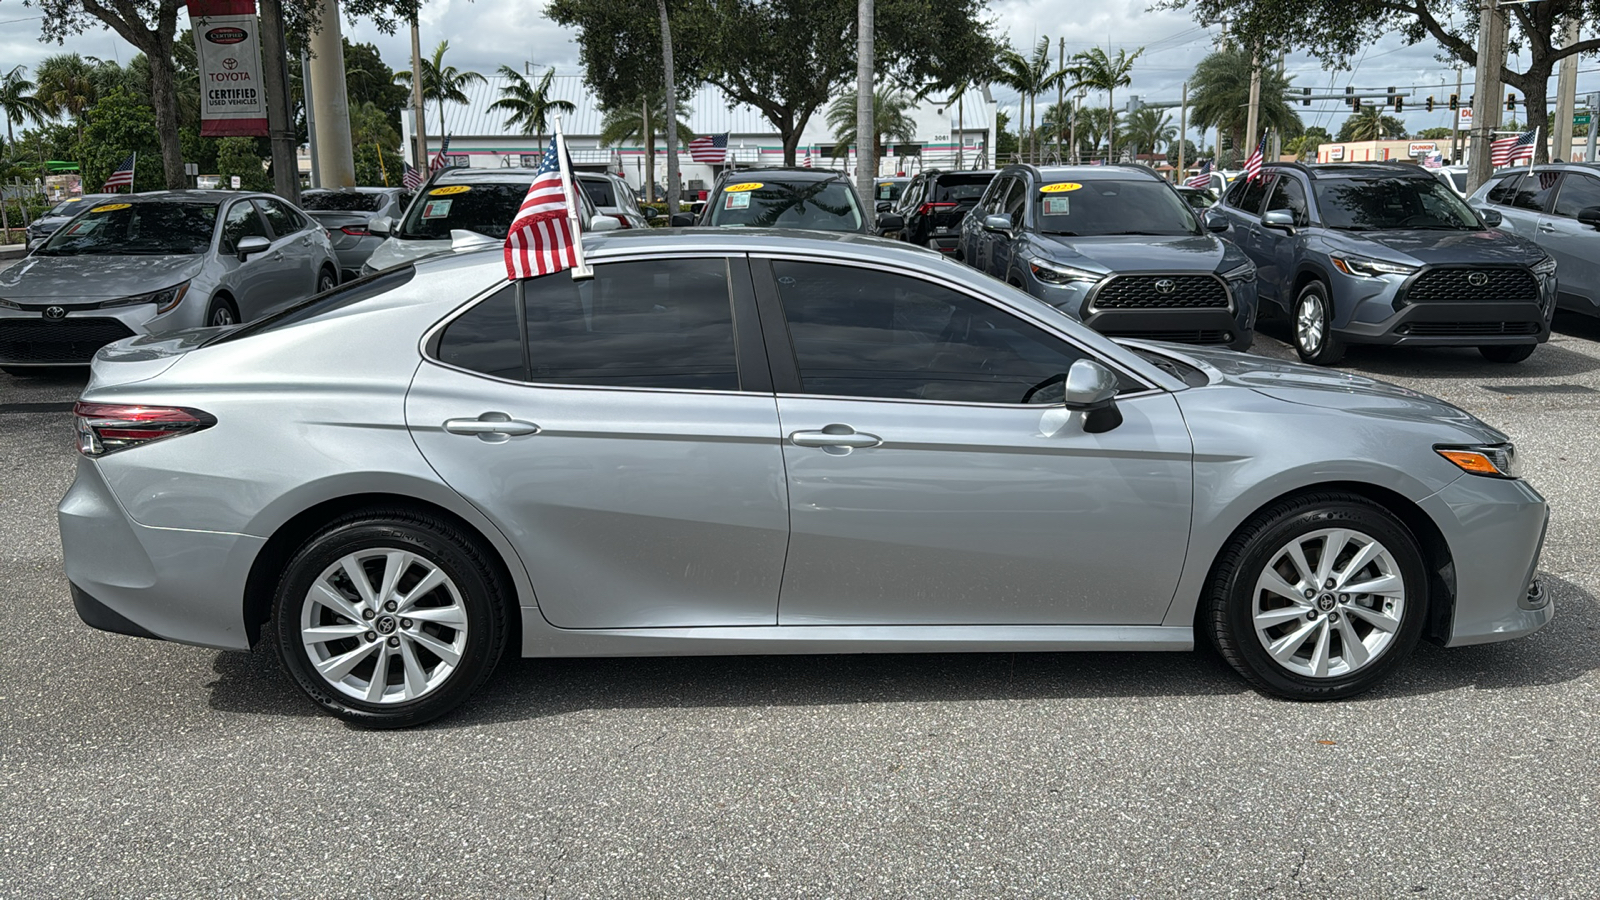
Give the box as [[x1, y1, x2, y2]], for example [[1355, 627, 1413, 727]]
[[1479, 344, 1536, 363], [1293, 281, 1345, 365]]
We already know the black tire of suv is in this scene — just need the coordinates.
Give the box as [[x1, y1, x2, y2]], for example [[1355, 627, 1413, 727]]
[[1293, 281, 1346, 366], [1479, 344, 1536, 363]]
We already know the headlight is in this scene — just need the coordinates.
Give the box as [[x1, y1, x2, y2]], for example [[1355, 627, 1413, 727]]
[[1028, 258, 1103, 285], [1220, 261, 1257, 283], [100, 281, 190, 312], [0, 297, 17, 309], [1331, 254, 1418, 278], [1531, 254, 1557, 276], [1436, 443, 1520, 479]]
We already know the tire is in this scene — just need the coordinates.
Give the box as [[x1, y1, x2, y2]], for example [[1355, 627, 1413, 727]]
[[317, 267, 338, 294], [1205, 492, 1428, 701], [205, 296, 239, 327], [1479, 343, 1536, 363], [272, 509, 510, 728], [1292, 281, 1345, 366]]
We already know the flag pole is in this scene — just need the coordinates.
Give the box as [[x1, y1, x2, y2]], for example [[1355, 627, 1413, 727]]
[[129, 152, 136, 193], [552, 113, 593, 281]]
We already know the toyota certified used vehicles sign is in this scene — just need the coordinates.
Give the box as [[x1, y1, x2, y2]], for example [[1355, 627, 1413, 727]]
[[187, 0, 268, 137]]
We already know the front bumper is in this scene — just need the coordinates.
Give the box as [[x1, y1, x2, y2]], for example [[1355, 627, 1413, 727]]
[[1035, 274, 1258, 349], [1333, 270, 1557, 347], [1420, 473, 1552, 647]]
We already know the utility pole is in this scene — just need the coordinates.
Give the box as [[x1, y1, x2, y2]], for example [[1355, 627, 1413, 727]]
[[307, 0, 354, 188], [302, 52, 320, 188], [658, 0, 680, 215], [1553, 19, 1580, 162], [1057, 37, 1065, 165], [855, 0, 875, 209], [258, 0, 298, 201], [1587, 91, 1600, 164], [1245, 46, 1262, 151], [1178, 81, 1187, 182], [641, 98, 654, 203], [1451, 65, 1464, 163], [1467, 0, 1507, 193], [409, 17, 427, 170]]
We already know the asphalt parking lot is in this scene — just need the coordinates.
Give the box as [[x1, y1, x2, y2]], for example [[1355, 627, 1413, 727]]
[[4, 300, 1600, 896]]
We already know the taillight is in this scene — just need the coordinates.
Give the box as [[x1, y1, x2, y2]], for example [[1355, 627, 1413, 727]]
[[74, 402, 216, 457], [917, 201, 958, 216], [340, 225, 370, 236]]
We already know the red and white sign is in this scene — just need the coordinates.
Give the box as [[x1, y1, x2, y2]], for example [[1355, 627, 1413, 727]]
[[188, 0, 267, 137], [1457, 107, 1473, 130], [1408, 141, 1437, 157], [1328, 146, 1345, 161]]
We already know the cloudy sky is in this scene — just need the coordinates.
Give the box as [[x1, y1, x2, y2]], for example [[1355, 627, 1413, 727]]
[[4, 0, 1595, 143]]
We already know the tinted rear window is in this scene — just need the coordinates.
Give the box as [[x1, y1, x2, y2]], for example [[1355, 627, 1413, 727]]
[[708, 180, 863, 231], [301, 191, 386, 212], [580, 178, 617, 208], [932, 174, 995, 203]]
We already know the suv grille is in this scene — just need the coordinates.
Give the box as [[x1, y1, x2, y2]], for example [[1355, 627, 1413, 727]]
[[0, 318, 135, 364], [1092, 275, 1229, 309], [1398, 321, 1541, 337], [1404, 268, 1538, 304]]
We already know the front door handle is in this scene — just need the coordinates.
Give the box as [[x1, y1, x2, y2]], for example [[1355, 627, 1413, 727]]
[[790, 425, 882, 450], [443, 412, 541, 442], [1538, 224, 1556, 233]]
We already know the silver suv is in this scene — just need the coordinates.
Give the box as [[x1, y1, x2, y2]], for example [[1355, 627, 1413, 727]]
[[1468, 163, 1600, 319]]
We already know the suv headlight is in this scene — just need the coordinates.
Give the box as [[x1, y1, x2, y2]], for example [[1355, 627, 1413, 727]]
[[1531, 254, 1557, 276], [1331, 253, 1419, 278], [1220, 261, 1257, 283], [1437, 443, 1520, 479], [0, 297, 17, 309], [100, 281, 191, 313], [1028, 258, 1103, 286]]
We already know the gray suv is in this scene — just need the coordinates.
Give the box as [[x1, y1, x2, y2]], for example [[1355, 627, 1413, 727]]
[[1468, 163, 1600, 319], [1218, 162, 1557, 365]]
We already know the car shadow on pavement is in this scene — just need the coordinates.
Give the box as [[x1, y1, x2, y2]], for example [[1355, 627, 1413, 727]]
[[1252, 313, 1600, 380]]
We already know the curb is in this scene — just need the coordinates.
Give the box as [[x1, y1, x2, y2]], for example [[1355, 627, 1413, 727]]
[[0, 245, 28, 260]]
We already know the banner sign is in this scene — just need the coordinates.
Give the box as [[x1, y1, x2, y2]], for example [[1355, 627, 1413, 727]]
[[188, 0, 268, 137]]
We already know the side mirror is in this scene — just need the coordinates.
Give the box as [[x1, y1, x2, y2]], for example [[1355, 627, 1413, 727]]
[[1577, 206, 1600, 229], [1203, 210, 1230, 233], [877, 213, 905, 232], [670, 213, 695, 227], [1261, 209, 1296, 232], [368, 215, 393, 236], [236, 235, 271, 260], [1063, 358, 1123, 434], [644, 207, 661, 221], [876, 200, 893, 213], [588, 214, 621, 233], [1477, 207, 1503, 227], [982, 213, 1014, 234]]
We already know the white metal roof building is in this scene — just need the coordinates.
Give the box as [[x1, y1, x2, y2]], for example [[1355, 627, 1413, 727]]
[[403, 74, 999, 194]]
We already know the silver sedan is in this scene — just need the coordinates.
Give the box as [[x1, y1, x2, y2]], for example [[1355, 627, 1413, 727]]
[[59, 230, 1551, 727], [0, 191, 338, 370]]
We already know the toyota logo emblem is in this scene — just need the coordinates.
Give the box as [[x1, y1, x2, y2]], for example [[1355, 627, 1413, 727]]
[[1154, 279, 1176, 295], [44, 306, 66, 319], [1467, 271, 1489, 287]]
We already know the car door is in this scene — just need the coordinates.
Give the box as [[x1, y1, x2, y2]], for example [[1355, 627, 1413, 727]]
[[753, 257, 1193, 626], [970, 175, 1015, 273], [255, 198, 318, 308], [1223, 174, 1274, 268], [1256, 174, 1310, 304], [1486, 172, 1542, 236], [1542, 171, 1600, 313], [214, 199, 276, 319], [406, 255, 789, 629], [989, 174, 1030, 282]]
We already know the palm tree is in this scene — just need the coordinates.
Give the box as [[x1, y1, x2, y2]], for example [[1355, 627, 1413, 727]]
[[0, 66, 45, 146], [395, 41, 486, 141], [1122, 107, 1177, 161], [1065, 46, 1143, 162], [1189, 48, 1303, 156], [34, 54, 100, 142], [1038, 100, 1073, 163], [995, 38, 1056, 163], [1338, 106, 1406, 142], [825, 87, 917, 161], [1073, 106, 1116, 161], [488, 66, 576, 151], [600, 95, 694, 201]]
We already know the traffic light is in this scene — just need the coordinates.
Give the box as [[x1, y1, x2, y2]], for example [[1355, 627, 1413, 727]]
[[1449, 93, 1459, 110], [1302, 87, 1311, 107], [1426, 96, 1435, 112], [1346, 86, 1355, 108], [1393, 95, 1404, 113], [1506, 93, 1517, 110]]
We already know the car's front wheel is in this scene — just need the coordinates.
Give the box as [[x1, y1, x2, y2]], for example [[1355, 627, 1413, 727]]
[[1479, 343, 1536, 363], [1292, 281, 1345, 365], [1206, 492, 1428, 700], [273, 509, 509, 728]]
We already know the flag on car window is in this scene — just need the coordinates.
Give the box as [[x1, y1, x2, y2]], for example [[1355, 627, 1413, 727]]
[[1243, 133, 1268, 182], [402, 163, 424, 191], [504, 134, 584, 280], [1184, 160, 1211, 188], [1491, 129, 1538, 167], [102, 153, 136, 191], [689, 133, 729, 164]]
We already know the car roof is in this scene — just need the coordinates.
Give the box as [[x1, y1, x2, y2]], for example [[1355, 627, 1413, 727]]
[[303, 186, 396, 194], [715, 167, 850, 186], [99, 190, 271, 204], [1279, 162, 1432, 180], [1010, 164, 1165, 182], [433, 167, 541, 184]]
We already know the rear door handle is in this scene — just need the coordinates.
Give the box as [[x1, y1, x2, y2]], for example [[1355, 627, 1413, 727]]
[[790, 425, 882, 450], [444, 413, 541, 441]]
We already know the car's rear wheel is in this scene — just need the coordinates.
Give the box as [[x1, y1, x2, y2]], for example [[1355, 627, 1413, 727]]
[[273, 510, 509, 728], [1479, 343, 1536, 363], [1206, 492, 1427, 700], [317, 266, 338, 294], [1292, 281, 1345, 365], [206, 296, 239, 327]]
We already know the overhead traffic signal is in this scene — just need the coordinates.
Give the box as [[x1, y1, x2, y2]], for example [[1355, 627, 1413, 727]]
[[1302, 87, 1312, 107], [1426, 96, 1434, 112], [1506, 93, 1517, 110], [1393, 95, 1404, 113], [1449, 93, 1459, 110]]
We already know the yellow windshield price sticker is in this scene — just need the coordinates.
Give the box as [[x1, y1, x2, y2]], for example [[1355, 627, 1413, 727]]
[[724, 182, 764, 193], [1039, 183, 1082, 193], [89, 203, 132, 213], [429, 185, 471, 196]]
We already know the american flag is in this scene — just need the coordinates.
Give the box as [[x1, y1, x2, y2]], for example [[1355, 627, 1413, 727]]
[[430, 134, 453, 172], [102, 153, 136, 191], [688, 133, 729, 164], [1243, 133, 1268, 182], [1422, 151, 1443, 169], [504, 136, 580, 280], [402, 163, 424, 191], [802, 147, 813, 168], [1491, 129, 1537, 167], [1184, 160, 1211, 189]]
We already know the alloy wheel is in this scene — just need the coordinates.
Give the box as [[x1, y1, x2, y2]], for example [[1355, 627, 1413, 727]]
[[318, 272, 337, 293], [1251, 527, 1405, 678], [1296, 295, 1324, 354], [299, 548, 470, 704], [210, 306, 235, 326]]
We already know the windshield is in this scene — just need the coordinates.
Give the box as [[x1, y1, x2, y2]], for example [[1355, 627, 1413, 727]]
[[301, 191, 386, 212], [397, 182, 532, 240], [580, 178, 616, 208], [36, 201, 218, 256], [1314, 177, 1482, 230], [933, 175, 994, 203], [46, 199, 88, 217], [1034, 179, 1200, 237], [709, 179, 863, 230]]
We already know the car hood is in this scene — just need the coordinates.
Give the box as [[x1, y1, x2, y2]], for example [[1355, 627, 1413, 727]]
[[1031, 233, 1230, 272], [0, 253, 206, 302], [1129, 341, 1506, 441], [1334, 227, 1543, 266]]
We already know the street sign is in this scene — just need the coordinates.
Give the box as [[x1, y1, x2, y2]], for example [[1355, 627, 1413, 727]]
[[1575, 113, 1591, 126], [1458, 107, 1473, 129], [230, 175, 241, 189]]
